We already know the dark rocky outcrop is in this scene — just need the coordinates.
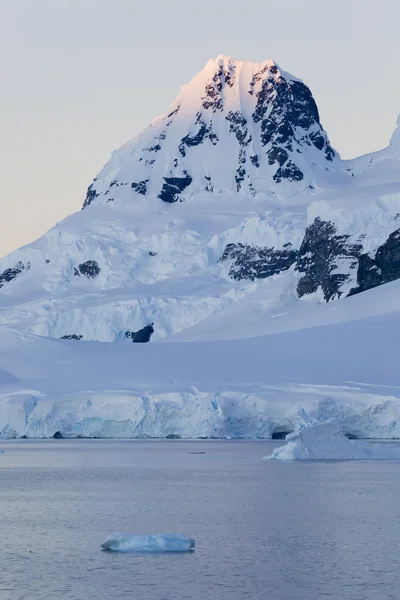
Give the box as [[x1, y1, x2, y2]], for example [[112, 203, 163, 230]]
[[220, 243, 298, 281], [75, 260, 101, 279], [225, 111, 251, 146], [250, 154, 259, 167], [251, 71, 334, 182], [348, 229, 400, 296], [61, 334, 83, 341], [225, 111, 252, 191], [178, 113, 218, 157], [201, 63, 236, 112], [274, 160, 304, 183], [167, 106, 180, 119], [144, 144, 161, 153], [0, 261, 30, 288], [131, 180, 149, 195], [158, 175, 193, 203], [124, 324, 154, 343], [82, 183, 99, 209], [296, 218, 362, 301]]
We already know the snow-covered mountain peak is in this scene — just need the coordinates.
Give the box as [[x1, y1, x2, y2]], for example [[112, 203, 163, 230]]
[[83, 56, 336, 209]]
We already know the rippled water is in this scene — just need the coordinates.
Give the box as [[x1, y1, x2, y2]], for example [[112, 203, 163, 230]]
[[1, 439, 400, 600]]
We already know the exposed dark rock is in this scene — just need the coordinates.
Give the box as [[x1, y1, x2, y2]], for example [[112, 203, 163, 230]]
[[205, 176, 213, 192], [45, 259, 50, 264], [274, 160, 304, 183], [201, 65, 233, 112], [53, 431, 64, 439], [124, 324, 154, 343], [220, 243, 298, 281], [251, 72, 334, 182], [224, 112, 252, 191], [158, 175, 193, 203], [202, 65, 235, 113], [248, 64, 270, 95], [250, 154, 260, 167], [131, 180, 149, 195], [109, 181, 126, 188], [225, 111, 251, 146], [166, 433, 181, 439], [77, 260, 101, 279], [148, 251, 158, 256], [235, 151, 246, 191], [61, 334, 83, 340], [0, 261, 30, 288], [144, 144, 161, 153], [82, 182, 99, 209], [348, 229, 400, 296], [167, 106, 180, 118], [296, 218, 362, 301], [178, 114, 218, 157]]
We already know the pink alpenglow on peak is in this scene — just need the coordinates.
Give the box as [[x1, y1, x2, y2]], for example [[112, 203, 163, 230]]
[[82, 55, 336, 208]]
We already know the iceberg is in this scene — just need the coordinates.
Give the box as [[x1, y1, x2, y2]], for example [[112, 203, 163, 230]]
[[264, 422, 400, 461], [101, 533, 195, 553]]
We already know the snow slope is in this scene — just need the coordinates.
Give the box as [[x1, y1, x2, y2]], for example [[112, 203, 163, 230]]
[[2, 278, 400, 438], [0, 56, 400, 438]]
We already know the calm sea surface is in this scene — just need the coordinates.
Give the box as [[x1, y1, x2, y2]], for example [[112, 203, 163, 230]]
[[0, 439, 399, 600]]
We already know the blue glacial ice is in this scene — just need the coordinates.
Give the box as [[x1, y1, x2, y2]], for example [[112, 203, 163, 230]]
[[101, 533, 195, 553]]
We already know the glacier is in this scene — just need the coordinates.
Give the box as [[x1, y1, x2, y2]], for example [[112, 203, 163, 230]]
[[0, 55, 400, 439], [101, 534, 195, 553], [264, 423, 400, 461], [2, 281, 400, 439]]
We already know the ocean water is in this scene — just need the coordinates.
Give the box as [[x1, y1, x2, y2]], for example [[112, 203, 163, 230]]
[[0, 439, 400, 600]]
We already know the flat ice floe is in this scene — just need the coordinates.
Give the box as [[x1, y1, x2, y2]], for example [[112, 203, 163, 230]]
[[264, 422, 400, 461], [101, 533, 195, 553]]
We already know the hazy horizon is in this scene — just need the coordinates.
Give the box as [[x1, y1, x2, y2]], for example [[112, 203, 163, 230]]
[[1, 0, 399, 258]]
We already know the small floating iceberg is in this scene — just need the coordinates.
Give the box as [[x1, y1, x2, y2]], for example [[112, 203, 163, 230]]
[[101, 533, 195, 553], [264, 422, 400, 461]]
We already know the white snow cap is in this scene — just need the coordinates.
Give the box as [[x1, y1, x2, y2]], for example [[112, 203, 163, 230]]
[[203, 54, 300, 82]]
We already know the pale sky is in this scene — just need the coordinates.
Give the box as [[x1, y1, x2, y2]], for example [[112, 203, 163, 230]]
[[0, 0, 399, 258]]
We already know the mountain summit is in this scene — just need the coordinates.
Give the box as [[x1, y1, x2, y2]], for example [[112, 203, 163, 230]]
[[83, 55, 336, 208], [0, 55, 399, 348]]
